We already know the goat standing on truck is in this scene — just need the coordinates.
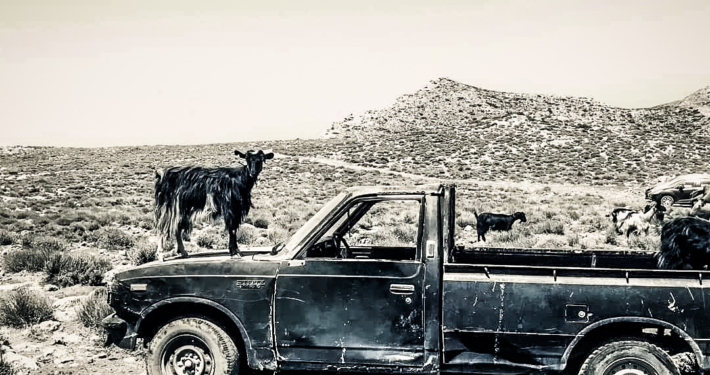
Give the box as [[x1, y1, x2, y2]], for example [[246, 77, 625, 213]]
[[474, 209, 527, 242], [154, 149, 274, 261]]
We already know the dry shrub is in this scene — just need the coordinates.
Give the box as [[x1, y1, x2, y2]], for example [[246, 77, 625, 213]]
[[0, 287, 54, 328], [77, 287, 115, 331], [89, 227, 135, 250], [0, 230, 15, 246], [127, 238, 157, 266], [236, 225, 258, 245], [43, 253, 113, 288], [196, 227, 227, 249], [2, 235, 67, 273]]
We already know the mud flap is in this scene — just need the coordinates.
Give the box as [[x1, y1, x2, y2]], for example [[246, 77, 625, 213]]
[[102, 313, 137, 350]]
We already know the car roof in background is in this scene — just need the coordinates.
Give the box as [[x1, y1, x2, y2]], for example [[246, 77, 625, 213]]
[[678, 174, 710, 180]]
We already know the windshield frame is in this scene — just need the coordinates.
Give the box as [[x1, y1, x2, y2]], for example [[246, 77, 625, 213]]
[[252, 191, 351, 260]]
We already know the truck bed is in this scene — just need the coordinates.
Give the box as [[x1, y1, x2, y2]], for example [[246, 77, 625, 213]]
[[443, 246, 710, 372], [450, 246, 661, 270]]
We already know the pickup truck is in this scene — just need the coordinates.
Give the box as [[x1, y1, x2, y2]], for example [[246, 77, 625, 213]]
[[103, 183, 709, 375]]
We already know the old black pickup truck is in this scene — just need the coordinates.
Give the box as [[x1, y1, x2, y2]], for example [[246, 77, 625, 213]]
[[104, 184, 710, 375]]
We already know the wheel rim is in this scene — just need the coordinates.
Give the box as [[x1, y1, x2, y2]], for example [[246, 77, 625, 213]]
[[660, 196, 674, 209], [605, 358, 661, 375], [161, 335, 214, 375]]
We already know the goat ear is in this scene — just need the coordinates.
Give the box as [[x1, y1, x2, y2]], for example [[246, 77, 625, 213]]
[[234, 150, 246, 159], [262, 149, 274, 159]]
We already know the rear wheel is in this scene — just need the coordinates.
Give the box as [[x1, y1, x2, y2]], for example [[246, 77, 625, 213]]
[[659, 195, 675, 209], [578, 340, 680, 375], [146, 317, 240, 375]]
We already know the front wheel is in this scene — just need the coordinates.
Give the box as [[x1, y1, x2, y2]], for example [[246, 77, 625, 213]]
[[578, 340, 680, 375], [659, 195, 675, 210], [146, 317, 240, 375]]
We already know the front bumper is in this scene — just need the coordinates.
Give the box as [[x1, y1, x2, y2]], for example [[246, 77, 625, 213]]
[[102, 313, 138, 350]]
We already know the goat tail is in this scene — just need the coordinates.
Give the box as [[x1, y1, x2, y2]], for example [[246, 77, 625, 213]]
[[474, 209, 478, 220], [155, 200, 182, 241], [153, 167, 181, 240]]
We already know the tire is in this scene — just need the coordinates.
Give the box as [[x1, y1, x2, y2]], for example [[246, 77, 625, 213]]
[[659, 195, 675, 210], [146, 317, 240, 375], [578, 340, 680, 375]]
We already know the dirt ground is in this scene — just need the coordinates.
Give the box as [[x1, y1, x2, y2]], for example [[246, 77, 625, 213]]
[[0, 256, 146, 375]]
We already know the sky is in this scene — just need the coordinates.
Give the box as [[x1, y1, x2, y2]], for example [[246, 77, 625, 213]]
[[1, 0, 709, 148]]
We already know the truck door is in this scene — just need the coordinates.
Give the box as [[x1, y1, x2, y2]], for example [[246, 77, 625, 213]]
[[274, 195, 431, 368]]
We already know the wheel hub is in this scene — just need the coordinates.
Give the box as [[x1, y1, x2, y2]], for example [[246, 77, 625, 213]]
[[172, 345, 210, 375], [607, 360, 658, 375]]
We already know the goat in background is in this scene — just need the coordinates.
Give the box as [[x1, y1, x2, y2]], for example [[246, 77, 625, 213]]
[[617, 203, 665, 238], [154, 149, 274, 261], [474, 210, 527, 242]]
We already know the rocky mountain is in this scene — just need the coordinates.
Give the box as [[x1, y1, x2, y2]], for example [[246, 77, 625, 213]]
[[657, 85, 710, 115], [312, 78, 710, 186]]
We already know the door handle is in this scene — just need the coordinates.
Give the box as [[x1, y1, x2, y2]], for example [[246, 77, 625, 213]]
[[389, 284, 415, 295]]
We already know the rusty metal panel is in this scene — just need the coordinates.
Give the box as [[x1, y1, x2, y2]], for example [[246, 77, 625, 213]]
[[274, 259, 426, 367], [111, 257, 280, 351], [441, 261, 708, 370]]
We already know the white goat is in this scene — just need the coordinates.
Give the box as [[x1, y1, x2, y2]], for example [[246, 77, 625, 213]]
[[617, 204, 665, 238]]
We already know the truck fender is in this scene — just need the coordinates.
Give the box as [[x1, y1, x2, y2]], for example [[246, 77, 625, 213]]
[[136, 296, 256, 363], [560, 317, 704, 370]]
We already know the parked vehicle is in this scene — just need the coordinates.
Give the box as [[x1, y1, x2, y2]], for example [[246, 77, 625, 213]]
[[646, 173, 710, 208], [104, 183, 709, 375]]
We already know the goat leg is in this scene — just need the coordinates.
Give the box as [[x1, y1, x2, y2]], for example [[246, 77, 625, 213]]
[[229, 229, 242, 258], [176, 230, 188, 258], [157, 236, 165, 262]]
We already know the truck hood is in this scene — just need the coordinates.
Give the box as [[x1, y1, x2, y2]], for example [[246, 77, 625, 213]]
[[108, 247, 280, 283]]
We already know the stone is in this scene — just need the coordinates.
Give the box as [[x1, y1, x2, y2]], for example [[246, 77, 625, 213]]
[[44, 284, 59, 292], [3, 351, 39, 370], [53, 356, 74, 365], [37, 320, 61, 332], [52, 295, 84, 310]]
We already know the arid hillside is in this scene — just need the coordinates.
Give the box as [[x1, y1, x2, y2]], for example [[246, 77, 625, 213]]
[[314, 78, 710, 185]]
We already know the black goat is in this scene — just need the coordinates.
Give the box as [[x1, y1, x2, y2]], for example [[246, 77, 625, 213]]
[[474, 210, 527, 242], [154, 149, 274, 261], [656, 216, 710, 270]]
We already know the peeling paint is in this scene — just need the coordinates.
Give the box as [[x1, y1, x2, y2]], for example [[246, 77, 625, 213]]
[[668, 292, 684, 313], [472, 295, 478, 308], [493, 283, 506, 364], [687, 286, 695, 301], [279, 297, 305, 303]]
